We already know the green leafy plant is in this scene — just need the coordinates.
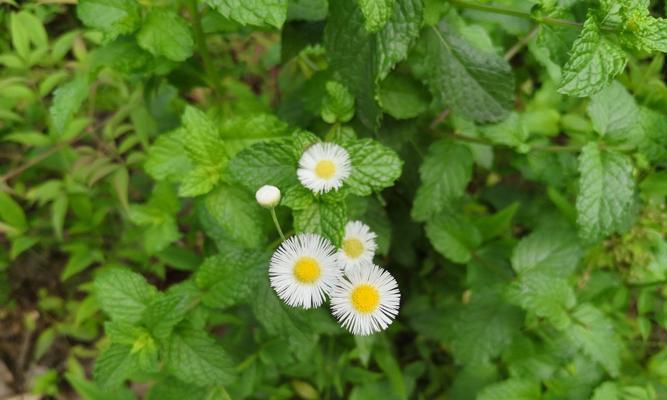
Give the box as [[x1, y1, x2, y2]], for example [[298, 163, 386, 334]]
[[2, 0, 667, 398]]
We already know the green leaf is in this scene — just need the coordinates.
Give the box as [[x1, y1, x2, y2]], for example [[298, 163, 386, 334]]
[[141, 291, 191, 339], [178, 166, 222, 198], [587, 81, 639, 140], [129, 183, 181, 254], [344, 138, 402, 196], [449, 290, 522, 365], [325, 0, 422, 129], [412, 140, 473, 221], [206, 0, 288, 28], [227, 139, 299, 192], [506, 271, 575, 330], [94, 268, 158, 323], [321, 81, 355, 123], [137, 10, 194, 62], [558, 16, 627, 97], [77, 0, 140, 40], [425, 211, 481, 264], [195, 249, 269, 309], [0, 192, 27, 234], [623, 14, 667, 53], [591, 382, 619, 400], [511, 227, 583, 277], [477, 379, 541, 400], [480, 112, 529, 150], [377, 74, 430, 120], [419, 24, 514, 123], [93, 344, 140, 388], [565, 303, 622, 376], [358, 0, 394, 32], [164, 327, 237, 386], [145, 130, 193, 182], [294, 199, 347, 246], [474, 203, 519, 241], [576, 143, 636, 242], [50, 75, 90, 135], [204, 184, 265, 248]]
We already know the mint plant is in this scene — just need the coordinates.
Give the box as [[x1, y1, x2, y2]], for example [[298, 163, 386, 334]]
[[1, 0, 667, 398]]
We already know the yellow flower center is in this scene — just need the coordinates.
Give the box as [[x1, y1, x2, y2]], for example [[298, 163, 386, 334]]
[[350, 284, 380, 314], [342, 238, 364, 259], [315, 160, 336, 179], [293, 257, 321, 283]]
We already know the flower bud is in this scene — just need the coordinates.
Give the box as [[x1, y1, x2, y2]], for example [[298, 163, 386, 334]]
[[255, 185, 281, 208]]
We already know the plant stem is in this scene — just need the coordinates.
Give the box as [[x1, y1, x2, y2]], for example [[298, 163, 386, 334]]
[[270, 208, 286, 241], [448, 0, 583, 29], [188, 0, 222, 96]]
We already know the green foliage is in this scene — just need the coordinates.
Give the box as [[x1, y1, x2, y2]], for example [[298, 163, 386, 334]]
[[3, 0, 667, 398]]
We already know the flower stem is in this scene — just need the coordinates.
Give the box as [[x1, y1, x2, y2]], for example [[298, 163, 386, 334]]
[[448, 0, 583, 29], [188, 0, 223, 96], [270, 207, 286, 241]]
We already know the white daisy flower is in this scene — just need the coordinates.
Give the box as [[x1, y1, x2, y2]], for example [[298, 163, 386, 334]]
[[255, 185, 281, 208], [269, 233, 342, 309], [338, 220, 377, 273], [330, 265, 400, 336], [297, 142, 351, 194]]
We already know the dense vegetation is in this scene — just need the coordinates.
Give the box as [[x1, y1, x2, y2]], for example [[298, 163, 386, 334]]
[[1, 0, 667, 398]]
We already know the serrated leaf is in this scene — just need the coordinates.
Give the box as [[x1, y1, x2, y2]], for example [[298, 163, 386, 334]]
[[0, 192, 27, 234], [77, 0, 140, 40], [576, 143, 636, 242], [50, 75, 89, 135], [623, 14, 667, 53], [474, 203, 519, 241], [227, 139, 299, 192], [425, 211, 481, 264], [325, 0, 422, 129], [377, 73, 430, 120], [412, 140, 473, 221], [344, 138, 402, 196], [93, 344, 140, 388], [506, 271, 575, 329], [144, 129, 192, 182], [195, 249, 269, 309], [558, 16, 627, 97], [419, 24, 514, 123], [164, 328, 237, 386], [587, 81, 639, 140], [141, 291, 191, 339], [137, 10, 193, 62], [293, 199, 347, 245], [477, 379, 541, 400], [182, 106, 225, 169], [94, 268, 158, 323], [358, 0, 394, 32], [204, 184, 265, 248], [511, 227, 583, 277], [321, 81, 355, 123], [206, 0, 288, 28], [178, 166, 221, 197], [565, 303, 622, 376]]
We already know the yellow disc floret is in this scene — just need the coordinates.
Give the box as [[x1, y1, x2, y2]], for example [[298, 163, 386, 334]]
[[342, 238, 364, 259], [293, 256, 321, 283], [315, 160, 336, 179], [350, 284, 380, 314]]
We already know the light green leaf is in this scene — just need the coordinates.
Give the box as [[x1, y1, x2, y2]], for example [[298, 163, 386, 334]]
[[227, 139, 298, 192], [477, 379, 541, 400], [425, 211, 481, 264], [321, 81, 355, 123], [511, 227, 583, 277], [623, 14, 667, 53], [204, 184, 265, 248], [195, 249, 269, 309], [412, 140, 473, 221], [506, 271, 575, 329], [474, 203, 519, 241], [93, 344, 140, 388], [358, 0, 394, 32], [137, 10, 194, 62], [77, 0, 140, 40], [294, 199, 347, 246], [344, 138, 402, 196], [182, 107, 225, 168], [164, 328, 237, 386], [94, 268, 158, 323], [419, 24, 514, 123], [576, 143, 636, 242], [206, 0, 288, 28], [0, 192, 27, 234], [178, 166, 221, 198], [50, 75, 90, 135], [145, 130, 192, 182], [141, 291, 191, 340], [480, 112, 529, 150], [565, 303, 622, 376], [587, 81, 639, 139], [377, 74, 430, 120], [558, 16, 627, 97]]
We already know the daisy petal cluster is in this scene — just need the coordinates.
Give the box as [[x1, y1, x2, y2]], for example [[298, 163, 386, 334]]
[[297, 142, 351, 194], [330, 264, 400, 336], [338, 220, 378, 273], [269, 233, 341, 309]]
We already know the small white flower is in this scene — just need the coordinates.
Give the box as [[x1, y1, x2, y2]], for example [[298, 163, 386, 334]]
[[297, 142, 351, 194], [330, 265, 400, 336], [338, 220, 377, 273], [256, 185, 281, 208], [269, 233, 342, 309]]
